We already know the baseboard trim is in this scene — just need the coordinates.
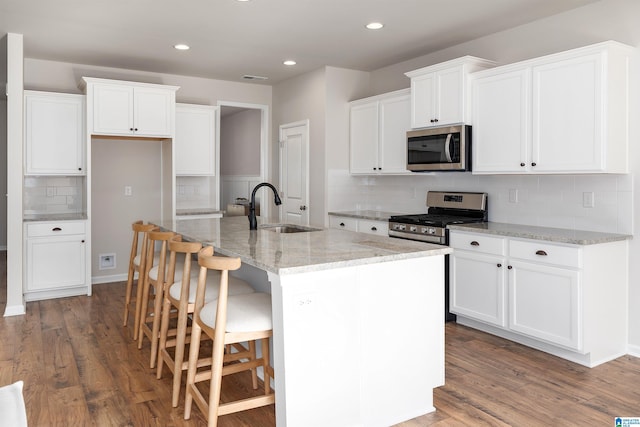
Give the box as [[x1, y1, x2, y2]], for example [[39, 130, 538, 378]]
[[627, 343, 640, 358], [92, 273, 128, 284], [4, 304, 26, 317]]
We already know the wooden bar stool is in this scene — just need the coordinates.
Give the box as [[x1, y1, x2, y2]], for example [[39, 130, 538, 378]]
[[156, 237, 255, 407], [138, 229, 178, 368], [123, 221, 158, 340], [184, 246, 274, 427]]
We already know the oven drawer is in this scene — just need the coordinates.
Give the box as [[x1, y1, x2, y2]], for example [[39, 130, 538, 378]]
[[449, 231, 506, 256], [509, 239, 581, 268]]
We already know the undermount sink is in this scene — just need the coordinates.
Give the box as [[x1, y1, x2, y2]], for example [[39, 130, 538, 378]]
[[259, 224, 321, 233]]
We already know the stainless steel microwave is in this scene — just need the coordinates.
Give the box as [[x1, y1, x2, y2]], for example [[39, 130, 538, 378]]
[[407, 124, 471, 172]]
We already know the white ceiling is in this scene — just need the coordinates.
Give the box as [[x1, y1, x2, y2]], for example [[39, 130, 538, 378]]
[[1, 0, 598, 85]]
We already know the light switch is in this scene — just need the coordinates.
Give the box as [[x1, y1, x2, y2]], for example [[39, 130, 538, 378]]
[[124, 186, 133, 196], [508, 189, 518, 203]]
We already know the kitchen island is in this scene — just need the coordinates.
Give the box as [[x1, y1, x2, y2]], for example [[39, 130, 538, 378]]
[[153, 216, 451, 427]]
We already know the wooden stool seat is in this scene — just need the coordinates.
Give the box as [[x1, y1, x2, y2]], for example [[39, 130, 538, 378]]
[[199, 293, 272, 332], [168, 270, 254, 304]]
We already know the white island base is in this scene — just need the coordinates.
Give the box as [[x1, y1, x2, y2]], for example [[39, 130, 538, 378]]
[[262, 255, 445, 427]]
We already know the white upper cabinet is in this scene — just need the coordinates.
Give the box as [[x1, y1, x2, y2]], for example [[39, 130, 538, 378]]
[[472, 41, 632, 174], [405, 56, 495, 129], [350, 89, 411, 175], [175, 104, 217, 176], [24, 91, 85, 175], [82, 77, 179, 138]]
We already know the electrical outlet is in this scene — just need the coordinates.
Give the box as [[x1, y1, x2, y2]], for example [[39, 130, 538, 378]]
[[583, 192, 595, 208], [508, 189, 518, 203], [46, 187, 55, 197], [124, 186, 132, 196]]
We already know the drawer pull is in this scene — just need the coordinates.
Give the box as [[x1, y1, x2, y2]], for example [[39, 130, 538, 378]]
[[339, 222, 345, 227], [52, 227, 62, 232], [371, 226, 377, 231], [535, 250, 548, 256], [470, 241, 480, 246]]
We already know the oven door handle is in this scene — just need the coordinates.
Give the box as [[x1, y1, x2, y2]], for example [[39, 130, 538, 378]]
[[444, 133, 453, 163]]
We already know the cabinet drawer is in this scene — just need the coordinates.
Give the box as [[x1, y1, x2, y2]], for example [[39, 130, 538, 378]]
[[509, 239, 581, 268], [329, 216, 357, 232], [449, 232, 506, 256], [358, 220, 388, 236], [26, 221, 86, 237]]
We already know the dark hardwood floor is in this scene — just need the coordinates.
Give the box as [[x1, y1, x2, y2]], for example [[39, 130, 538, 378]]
[[1, 252, 639, 426]]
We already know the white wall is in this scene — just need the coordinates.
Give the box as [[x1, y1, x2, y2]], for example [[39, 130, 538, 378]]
[[330, 0, 640, 352], [272, 68, 327, 226], [220, 109, 261, 176]]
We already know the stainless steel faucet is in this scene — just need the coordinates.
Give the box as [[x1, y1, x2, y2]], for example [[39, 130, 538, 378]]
[[249, 182, 282, 230]]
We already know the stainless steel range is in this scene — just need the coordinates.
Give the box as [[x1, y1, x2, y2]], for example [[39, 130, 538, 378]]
[[388, 191, 488, 322], [389, 191, 488, 245]]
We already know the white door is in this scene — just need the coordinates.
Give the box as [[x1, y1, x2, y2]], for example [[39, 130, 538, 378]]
[[279, 121, 309, 225]]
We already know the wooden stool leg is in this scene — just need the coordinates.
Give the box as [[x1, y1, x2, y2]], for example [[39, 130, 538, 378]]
[[184, 319, 203, 420], [207, 329, 227, 427], [123, 261, 135, 326], [137, 275, 151, 350], [132, 269, 145, 341], [149, 282, 164, 369], [262, 338, 271, 395], [249, 340, 258, 389], [156, 285, 172, 379]]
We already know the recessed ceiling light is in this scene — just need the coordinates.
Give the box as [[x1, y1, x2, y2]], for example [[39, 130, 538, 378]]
[[366, 22, 384, 30], [174, 44, 190, 50], [283, 60, 296, 66]]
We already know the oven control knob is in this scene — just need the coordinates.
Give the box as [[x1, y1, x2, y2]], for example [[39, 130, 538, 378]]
[[409, 226, 417, 232], [428, 228, 436, 235]]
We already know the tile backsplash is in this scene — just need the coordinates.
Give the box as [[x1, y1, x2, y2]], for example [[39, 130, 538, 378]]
[[328, 170, 634, 234], [24, 176, 85, 215], [176, 176, 215, 210]]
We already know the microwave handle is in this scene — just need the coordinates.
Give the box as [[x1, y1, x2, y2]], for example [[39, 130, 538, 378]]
[[444, 133, 453, 162]]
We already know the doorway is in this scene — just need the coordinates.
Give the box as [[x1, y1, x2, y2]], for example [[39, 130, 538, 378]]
[[279, 120, 309, 225], [218, 102, 270, 218]]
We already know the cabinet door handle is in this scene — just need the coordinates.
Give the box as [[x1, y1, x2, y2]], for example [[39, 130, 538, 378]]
[[371, 226, 377, 231], [470, 241, 479, 246], [520, 162, 526, 167], [535, 250, 548, 256], [531, 162, 537, 167], [497, 263, 502, 268], [78, 167, 82, 171], [507, 265, 513, 270], [52, 227, 62, 232], [81, 240, 85, 243], [130, 127, 134, 131]]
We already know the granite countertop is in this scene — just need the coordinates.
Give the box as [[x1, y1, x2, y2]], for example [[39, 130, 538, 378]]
[[153, 216, 450, 275], [448, 222, 631, 245], [23, 213, 87, 222], [328, 210, 407, 221]]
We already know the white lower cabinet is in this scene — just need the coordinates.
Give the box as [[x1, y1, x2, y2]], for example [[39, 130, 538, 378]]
[[450, 228, 628, 367], [329, 215, 389, 236], [508, 260, 581, 350], [24, 221, 89, 301]]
